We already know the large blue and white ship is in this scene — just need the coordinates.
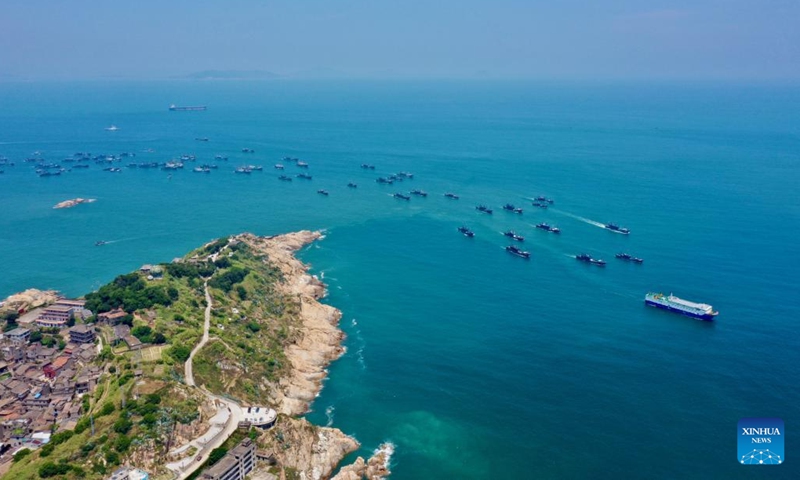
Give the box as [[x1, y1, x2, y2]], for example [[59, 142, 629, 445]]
[[645, 293, 719, 321]]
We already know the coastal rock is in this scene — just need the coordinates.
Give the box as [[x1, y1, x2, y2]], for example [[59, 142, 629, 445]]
[[1, 288, 60, 313], [256, 415, 360, 480], [331, 443, 393, 480], [53, 197, 96, 209], [237, 231, 346, 416]]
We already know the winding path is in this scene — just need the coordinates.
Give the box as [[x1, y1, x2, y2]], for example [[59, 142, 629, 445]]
[[184, 279, 212, 387], [169, 278, 244, 480]]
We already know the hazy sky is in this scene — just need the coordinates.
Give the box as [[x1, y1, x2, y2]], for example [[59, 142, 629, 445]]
[[1, 0, 798, 80]]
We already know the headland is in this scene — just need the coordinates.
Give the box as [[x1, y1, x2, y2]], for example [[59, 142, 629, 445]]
[[0, 231, 389, 480]]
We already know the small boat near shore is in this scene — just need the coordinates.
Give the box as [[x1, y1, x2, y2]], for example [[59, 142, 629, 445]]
[[476, 205, 493, 214], [444, 192, 460, 199], [393, 193, 411, 200], [361, 164, 376, 170], [296, 173, 312, 180], [502, 204, 523, 214], [317, 189, 329, 196], [278, 175, 292, 181], [274, 164, 284, 169], [95, 240, 109, 246], [347, 182, 358, 188], [410, 189, 428, 197]]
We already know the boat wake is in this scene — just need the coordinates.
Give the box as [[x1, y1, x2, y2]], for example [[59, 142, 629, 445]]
[[553, 210, 605, 228], [325, 405, 335, 427], [350, 318, 367, 369]]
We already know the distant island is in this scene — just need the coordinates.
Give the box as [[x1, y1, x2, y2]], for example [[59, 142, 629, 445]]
[[179, 70, 281, 80], [53, 198, 96, 209], [1, 232, 390, 480]]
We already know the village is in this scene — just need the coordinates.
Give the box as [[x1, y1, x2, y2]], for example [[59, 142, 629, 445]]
[[0, 295, 101, 462]]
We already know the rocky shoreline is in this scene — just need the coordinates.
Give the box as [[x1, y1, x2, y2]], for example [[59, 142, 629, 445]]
[[238, 231, 390, 479]]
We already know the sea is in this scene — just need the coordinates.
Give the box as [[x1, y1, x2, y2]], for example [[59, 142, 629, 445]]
[[0, 80, 798, 479]]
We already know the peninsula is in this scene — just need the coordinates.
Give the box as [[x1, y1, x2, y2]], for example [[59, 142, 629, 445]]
[[53, 198, 96, 209], [1, 232, 390, 480]]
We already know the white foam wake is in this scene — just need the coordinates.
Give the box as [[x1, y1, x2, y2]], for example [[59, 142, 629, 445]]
[[554, 209, 606, 228], [325, 405, 335, 427]]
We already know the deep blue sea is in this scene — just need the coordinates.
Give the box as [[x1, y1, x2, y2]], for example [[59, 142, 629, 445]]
[[1, 80, 798, 479]]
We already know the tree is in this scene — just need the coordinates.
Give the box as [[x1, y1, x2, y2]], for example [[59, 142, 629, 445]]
[[113, 415, 132, 434], [38, 462, 71, 478], [208, 447, 228, 465], [152, 332, 167, 344], [66, 314, 76, 327], [98, 401, 115, 417], [169, 344, 191, 362], [114, 434, 132, 453], [236, 285, 248, 300], [29, 331, 43, 343], [12, 448, 31, 462], [131, 325, 153, 343]]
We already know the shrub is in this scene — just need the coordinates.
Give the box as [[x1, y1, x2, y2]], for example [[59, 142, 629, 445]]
[[98, 401, 115, 417], [113, 416, 132, 434], [38, 462, 71, 478], [246, 322, 260, 333], [208, 447, 228, 465], [39, 443, 54, 457], [12, 448, 31, 462], [114, 434, 132, 453], [50, 430, 74, 445], [169, 344, 191, 363]]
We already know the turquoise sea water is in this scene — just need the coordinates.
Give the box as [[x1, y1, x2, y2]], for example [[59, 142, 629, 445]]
[[1, 80, 799, 478]]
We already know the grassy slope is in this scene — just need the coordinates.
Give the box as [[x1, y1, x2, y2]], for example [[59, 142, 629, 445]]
[[6, 237, 300, 479]]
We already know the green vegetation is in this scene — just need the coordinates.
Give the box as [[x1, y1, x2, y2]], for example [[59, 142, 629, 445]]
[[6, 235, 311, 478], [84, 272, 173, 314], [12, 448, 31, 462]]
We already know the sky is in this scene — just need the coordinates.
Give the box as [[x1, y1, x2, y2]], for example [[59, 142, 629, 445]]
[[0, 0, 798, 81]]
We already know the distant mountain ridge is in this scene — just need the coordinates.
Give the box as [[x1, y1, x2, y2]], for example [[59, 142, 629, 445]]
[[180, 69, 282, 80]]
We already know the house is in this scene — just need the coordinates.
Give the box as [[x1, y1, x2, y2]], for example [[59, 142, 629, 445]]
[[5, 328, 30, 345], [123, 335, 142, 350], [68, 324, 95, 344], [112, 325, 131, 346], [98, 308, 128, 325], [36, 305, 74, 328], [43, 356, 70, 379]]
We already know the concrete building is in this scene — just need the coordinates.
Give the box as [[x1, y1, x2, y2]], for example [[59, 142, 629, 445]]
[[4, 328, 30, 345], [68, 324, 96, 344], [199, 438, 256, 480], [36, 305, 74, 328], [242, 406, 277, 429]]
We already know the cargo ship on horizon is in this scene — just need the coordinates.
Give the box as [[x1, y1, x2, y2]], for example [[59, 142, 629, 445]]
[[645, 293, 718, 321], [169, 104, 207, 111]]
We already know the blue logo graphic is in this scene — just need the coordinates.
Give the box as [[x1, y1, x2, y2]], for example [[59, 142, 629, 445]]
[[738, 418, 783, 465]]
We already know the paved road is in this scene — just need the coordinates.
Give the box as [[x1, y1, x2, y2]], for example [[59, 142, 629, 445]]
[[170, 278, 244, 480], [184, 279, 211, 388]]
